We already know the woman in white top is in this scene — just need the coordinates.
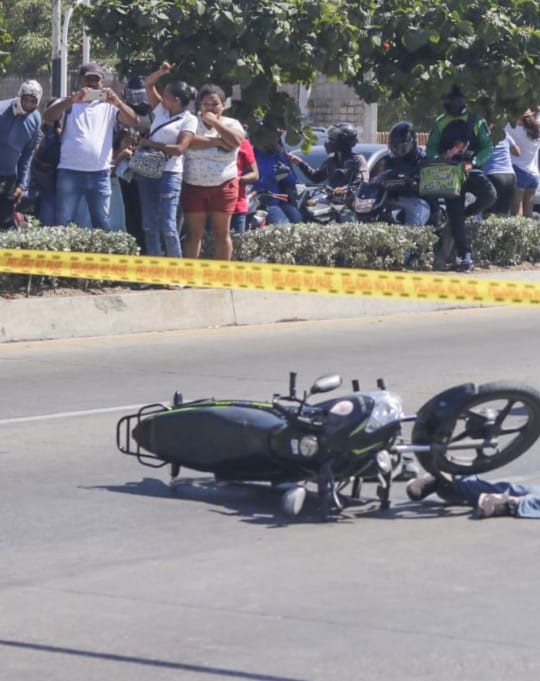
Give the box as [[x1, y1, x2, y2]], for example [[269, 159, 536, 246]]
[[136, 62, 197, 257], [181, 84, 245, 260], [505, 109, 540, 217]]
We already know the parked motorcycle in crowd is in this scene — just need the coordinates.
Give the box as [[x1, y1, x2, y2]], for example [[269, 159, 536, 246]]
[[296, 184, 357, 224], [117, 372, 540, 521], [350, 176, 446, 228]]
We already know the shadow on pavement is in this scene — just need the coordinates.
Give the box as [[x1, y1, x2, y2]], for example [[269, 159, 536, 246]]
[[81, 476, 473, 526], [0, 637, 310, 681]]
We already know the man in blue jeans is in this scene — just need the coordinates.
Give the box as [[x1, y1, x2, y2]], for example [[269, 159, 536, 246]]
[[406, 472, 540, 519], [43, 63, 138, 230]]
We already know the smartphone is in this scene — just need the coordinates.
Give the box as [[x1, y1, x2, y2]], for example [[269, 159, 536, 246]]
[[83, 89, 106, 102]]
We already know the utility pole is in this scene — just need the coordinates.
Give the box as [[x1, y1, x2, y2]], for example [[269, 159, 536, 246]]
[[52, 0, 91, 98], [52, 0, 62, 97], [82, 0, 91, 63]]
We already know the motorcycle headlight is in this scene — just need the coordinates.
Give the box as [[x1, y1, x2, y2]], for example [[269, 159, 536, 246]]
[[364, 391, 404, 433], [299, 434, 319, 457]]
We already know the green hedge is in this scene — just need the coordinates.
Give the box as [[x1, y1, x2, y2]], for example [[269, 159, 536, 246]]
[[225, 221, 438, 270], [222, 215, 540, 269], [1, 214, 539, 297], [0, 219, 139, 296], [468, 215, 540, 266]]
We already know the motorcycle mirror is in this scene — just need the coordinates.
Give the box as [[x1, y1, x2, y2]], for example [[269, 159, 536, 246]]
[[310, 373, 342, 395]]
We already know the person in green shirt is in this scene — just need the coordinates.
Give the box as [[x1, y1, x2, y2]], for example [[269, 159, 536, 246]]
[[426, 85, 496, 271]]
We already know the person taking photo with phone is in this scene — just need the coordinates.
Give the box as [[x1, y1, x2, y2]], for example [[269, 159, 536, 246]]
[[44, 62, 138, 230]]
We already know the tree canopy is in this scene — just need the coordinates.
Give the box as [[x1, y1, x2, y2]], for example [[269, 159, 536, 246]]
[[83, 0, 540, 139], [0, 0, 113, 79], [353, 0, 540, 128], [3, 0, 540, 138], [0, 3, 12, 73]]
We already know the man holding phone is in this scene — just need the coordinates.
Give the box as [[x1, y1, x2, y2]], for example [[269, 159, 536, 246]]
[[44, 62, 138, 230]]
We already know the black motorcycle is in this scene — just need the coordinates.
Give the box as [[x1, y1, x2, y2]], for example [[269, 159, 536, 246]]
[[297, 184, 357, 224], [350, 176, 446, 227], [117, 373, 540, 521]]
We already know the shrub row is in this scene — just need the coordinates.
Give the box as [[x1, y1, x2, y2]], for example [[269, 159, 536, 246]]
[[0, 219, 139, 296], [468, 215, 540, 266], [1, 215, 539, 297]]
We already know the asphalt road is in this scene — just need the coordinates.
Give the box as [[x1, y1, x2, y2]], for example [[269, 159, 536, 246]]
[[2, 306, 540, 681]]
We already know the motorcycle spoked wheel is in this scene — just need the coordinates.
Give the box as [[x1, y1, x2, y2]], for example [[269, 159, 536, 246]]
[[416, 381, 540, 476]]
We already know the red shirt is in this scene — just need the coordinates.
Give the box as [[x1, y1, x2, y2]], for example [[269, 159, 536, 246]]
[[234, 138, 256, 213]]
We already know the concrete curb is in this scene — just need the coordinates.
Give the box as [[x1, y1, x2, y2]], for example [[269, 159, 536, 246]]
[[0, 288, 475, 343], [1, 269, 539, 343]]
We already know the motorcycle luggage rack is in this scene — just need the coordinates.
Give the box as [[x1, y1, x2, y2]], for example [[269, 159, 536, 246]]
[[116, 402, 170, 468]]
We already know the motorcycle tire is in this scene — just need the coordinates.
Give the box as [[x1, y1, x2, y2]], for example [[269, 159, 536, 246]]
[[414, 381, 540, 476]]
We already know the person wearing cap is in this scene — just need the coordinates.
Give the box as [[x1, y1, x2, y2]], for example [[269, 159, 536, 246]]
[[43, 62, 138, 231], [0, 79, 42, 228], [504, 109, 540, 217], [426, 84, 496, 272]]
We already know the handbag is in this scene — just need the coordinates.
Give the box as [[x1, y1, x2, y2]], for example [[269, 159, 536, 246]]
[[418, 161, 466, 199], [129, 146, 168, 179], [129, 112, 185, 179]]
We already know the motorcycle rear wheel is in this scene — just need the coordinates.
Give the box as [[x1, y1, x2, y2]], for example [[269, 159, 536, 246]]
[[415, 381, 540, 476]]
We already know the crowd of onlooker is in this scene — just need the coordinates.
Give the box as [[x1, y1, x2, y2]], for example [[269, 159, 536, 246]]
[[1, 65, 540, 269], [0, 60, 308, 261]]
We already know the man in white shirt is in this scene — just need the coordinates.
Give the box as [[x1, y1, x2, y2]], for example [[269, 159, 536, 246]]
[[44, 63, 138, 230]]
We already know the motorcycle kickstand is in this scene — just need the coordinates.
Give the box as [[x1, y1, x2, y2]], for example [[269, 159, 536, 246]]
[[317, 462, 341, 523], [351, 475, 362, 500], [317, 463, 341, 522], [169, 462, 182, 491], [376, 469, 392, 510]]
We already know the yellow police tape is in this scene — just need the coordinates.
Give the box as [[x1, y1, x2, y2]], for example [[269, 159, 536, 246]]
[[1, 248, 539, 306]]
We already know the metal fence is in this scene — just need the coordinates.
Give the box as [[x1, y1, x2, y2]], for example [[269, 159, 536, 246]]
[[377, 130, 430, 146]]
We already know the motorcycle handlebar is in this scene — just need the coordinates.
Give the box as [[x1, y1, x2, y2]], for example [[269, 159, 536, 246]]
[[272, 396, 325, 429]]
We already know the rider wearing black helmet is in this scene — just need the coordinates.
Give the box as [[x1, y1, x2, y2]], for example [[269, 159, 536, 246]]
[[388, 120, 417, 159], [288, 121, 368, 191], [375, 120, 432, 226]]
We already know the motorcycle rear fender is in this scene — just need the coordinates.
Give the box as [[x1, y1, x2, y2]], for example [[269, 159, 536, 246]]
[[411, 383, 477, 444]]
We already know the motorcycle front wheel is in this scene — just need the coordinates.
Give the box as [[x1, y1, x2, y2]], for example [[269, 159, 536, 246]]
[[415, 381, 540, 476]]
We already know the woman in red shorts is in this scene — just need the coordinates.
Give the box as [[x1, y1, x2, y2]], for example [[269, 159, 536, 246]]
[[181, 84, 245, 260]]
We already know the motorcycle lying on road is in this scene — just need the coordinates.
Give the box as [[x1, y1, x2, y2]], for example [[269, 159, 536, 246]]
[[116, 373, 540, 521]]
